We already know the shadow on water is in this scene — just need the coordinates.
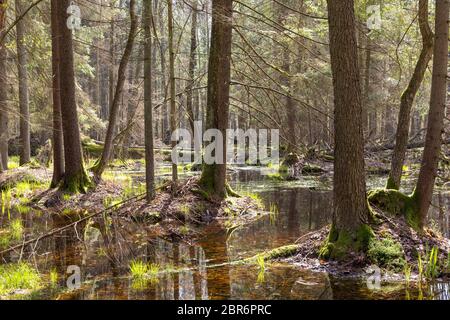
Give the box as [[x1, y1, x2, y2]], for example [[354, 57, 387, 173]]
[[0, 167, 449, 300]]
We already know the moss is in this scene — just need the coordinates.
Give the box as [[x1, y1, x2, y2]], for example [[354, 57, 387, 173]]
[[319, 224, 375, 260], [60, 170, 92, 194], [247, 244, 299, 262], [368, 189, 420, 230], [367, 236, 405, 271], [385, 176, 399, 190]]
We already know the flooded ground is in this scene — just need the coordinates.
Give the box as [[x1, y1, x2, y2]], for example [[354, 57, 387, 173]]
[[0, 165, 449, 300]]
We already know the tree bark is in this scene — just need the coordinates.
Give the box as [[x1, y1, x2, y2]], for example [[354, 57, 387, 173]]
[[0, 0, 8, 170], [321, 0, 370, 259], [167, 0, 178, 185], [186, 0, 198, 136], [413, 0, 449, 230], [58, 0, 90, 192], [93, 0, 137, 181], [198, 0, 233, 199], [144, 0, 155, 201], [50, 0, 65, 187], [387, 0, 433, 190], [15, 0, 30, 165]]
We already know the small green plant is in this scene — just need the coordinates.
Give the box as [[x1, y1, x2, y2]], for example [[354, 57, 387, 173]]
[[49, 268, 58, 286], [418, 254, 424, 283], [129, 260, 148, 279], [404, 263, 412, 287], [16, 204, 31, 215], [1, 189, 12, 218], [424, 246, 439, 280], [10, 219, 24, 241], [62, 193, 71, 201], [0, 262, 42, 296], [256, 255, 266, 284]]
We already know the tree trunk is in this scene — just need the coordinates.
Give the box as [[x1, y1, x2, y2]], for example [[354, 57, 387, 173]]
[[50, 0, 65, 187], [387, 0, 433, 190], [144, 0, 155, 201], [15, 0, 30, 165], [320, 0, 370, 259], [93, 0, 137, 181], [413, 0, 449, 230], [0, 0, 8, 170], [186, 0, 198, 136], [58, 0, 90, 193], [167, 0, 178, 185], [198, 0, 233, 199]]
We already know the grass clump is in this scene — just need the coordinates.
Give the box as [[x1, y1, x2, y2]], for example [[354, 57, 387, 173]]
[[0, 219, 24, 249], [367, 236, 405, 271], [0, 262, 42, 296], [129, 260, 148, 279]]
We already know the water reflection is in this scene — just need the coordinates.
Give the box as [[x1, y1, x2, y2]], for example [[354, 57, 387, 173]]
[[0, 168, 449, 300]]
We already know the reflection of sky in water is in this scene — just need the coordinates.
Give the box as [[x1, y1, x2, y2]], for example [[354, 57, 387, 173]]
[[1, 167, 449, 300]]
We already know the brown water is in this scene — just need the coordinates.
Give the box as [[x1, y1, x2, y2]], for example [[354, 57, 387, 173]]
[[0, 167, 449, 300]]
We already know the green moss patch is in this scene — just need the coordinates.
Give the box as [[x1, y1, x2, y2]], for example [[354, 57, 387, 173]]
[[367, 236, 406, 271], [319, 224, 375, 260], [368, 189, 419, 230]]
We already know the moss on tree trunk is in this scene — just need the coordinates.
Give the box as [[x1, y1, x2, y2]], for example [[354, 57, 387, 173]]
[[61, 170, 91, 194], [368, 189, 420, 230], [319, 224, 374, 260]]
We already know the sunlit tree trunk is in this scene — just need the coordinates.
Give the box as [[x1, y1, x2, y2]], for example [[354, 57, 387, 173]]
[[387, 0, 433, 190], [0, 0, 8, 171], [167, 0, 178, 186], [144, 0, 155, 201], [58, 0, 90, 192], [93, 0, 137, 181], [15, 0, 30, 165], [413, 0, 449, 229], [50, 0, 65, 187], [186, 0, 198, 136], [198, 0, 233, 198], [320, 0, 370, 259]]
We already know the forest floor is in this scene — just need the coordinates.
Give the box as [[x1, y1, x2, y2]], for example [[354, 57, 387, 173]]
[[265, 210, 450, 283]]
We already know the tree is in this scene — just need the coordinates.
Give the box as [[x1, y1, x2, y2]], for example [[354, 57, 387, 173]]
[[50, 0, 64, 187], [0, 0, 8, 171], [144, 0, 155, 201], [413, 0, 449, 229], [58, 0, 90, 192], [387, 0, 433, 190], [15, 0, 30, 165], [93, 0, 138, 181], [186, 0, 198, 136], [320, 0, 370, 259], [167, 0, 178, 186], [198, 0, 233, 199]]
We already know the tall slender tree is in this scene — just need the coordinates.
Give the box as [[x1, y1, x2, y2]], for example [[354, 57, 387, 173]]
[[198, 0, 233, 199], [320, 0, 370, 259], [144, 0, 155, 201], [186, 0, 198, 136], [93, 0, 138, 181], [387, 0, 433, 190], [58, 0, 90, 192], [50, 0, 64, 187], [0, 0, 8, 171], [413, 0, 449, 230], [167, 0, 178, 186], [15, 0, 30, 165]]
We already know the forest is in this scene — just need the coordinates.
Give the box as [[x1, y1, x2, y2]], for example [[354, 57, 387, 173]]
[[0, 0, 449, 301]]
